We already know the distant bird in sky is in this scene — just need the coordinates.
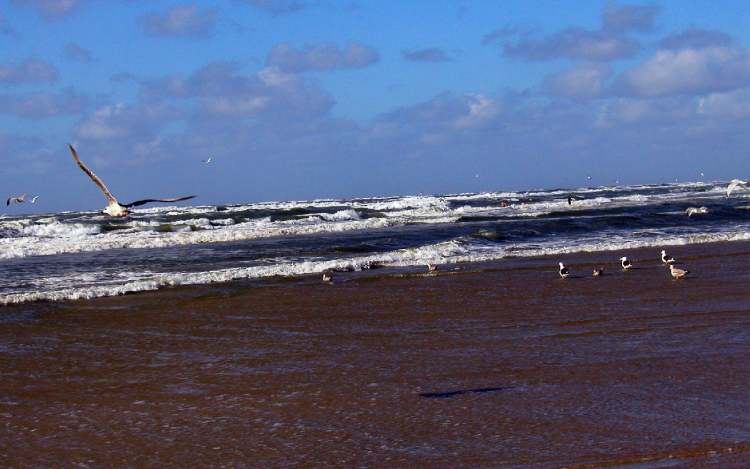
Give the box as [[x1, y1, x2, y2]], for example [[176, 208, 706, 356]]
[[558, 262, 569, 278], [68, 144, 196, 217], [686, 206, 708, 217], [30, 196, 40, 204], [586, 175, 592, 181], [6, 194, 26, 206], [726, 179, 748, 197], [202, 157, 213, 164], [660, 249, 675, 265], [699, 171, 705, 178], [620, 256, 632, 270], [669, 264, 690, 279]]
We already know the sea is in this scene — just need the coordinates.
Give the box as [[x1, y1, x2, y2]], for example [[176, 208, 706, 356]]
[[1, 181, 749, 305]]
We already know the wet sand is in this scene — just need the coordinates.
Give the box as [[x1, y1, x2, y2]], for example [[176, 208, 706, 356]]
[[2, 241, 750, 467]]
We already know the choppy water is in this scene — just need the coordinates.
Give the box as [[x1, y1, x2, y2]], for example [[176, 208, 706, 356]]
[[1, 181, 749, 304]]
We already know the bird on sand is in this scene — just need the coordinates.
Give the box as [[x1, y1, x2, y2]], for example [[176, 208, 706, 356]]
[[68, 144, 196, 217], [558, 262, 569, 278], [592, 268, 604, 277], [321, 271, 333, 282], [726, 179, 748, 197], [669, 264, 690, 279], [427, 263, 438, 272], [660, 249, 675, 265], [620, 256, 632, 270], [686, 206, 708, 217], [6, 194, 26, 206]]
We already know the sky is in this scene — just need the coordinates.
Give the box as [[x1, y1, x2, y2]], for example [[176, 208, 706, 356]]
[[2, 0, 750, 213]]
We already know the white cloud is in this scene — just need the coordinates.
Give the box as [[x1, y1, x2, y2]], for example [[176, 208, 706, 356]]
[[617, 46, 750, 97]]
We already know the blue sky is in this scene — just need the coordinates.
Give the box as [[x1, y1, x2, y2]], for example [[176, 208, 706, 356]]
[[2, 0, 750, 213]]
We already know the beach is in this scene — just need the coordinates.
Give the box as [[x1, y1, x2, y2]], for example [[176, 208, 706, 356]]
[[2, 240, 750, 466]]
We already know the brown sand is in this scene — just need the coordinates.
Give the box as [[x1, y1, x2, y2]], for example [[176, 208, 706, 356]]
[[2, 241, 750, 467]]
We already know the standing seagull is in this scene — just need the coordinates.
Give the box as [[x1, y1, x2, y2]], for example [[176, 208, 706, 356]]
[[726, 179, 748, 197], [558, 262, 569, 278], [669, 264, 690, 279], [620, 256, 632, 270], [6, 194, 26, 206], [660, 249, 675, 265], [68, 144, 196, 217], [426, 263, 438, 272]]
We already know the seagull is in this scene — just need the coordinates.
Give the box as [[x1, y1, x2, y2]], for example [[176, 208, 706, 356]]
[[6, 194, 26, 206], [686, 206, 708, 217], [68, 144, 196, 217], [669, 264, 689, 279], [592, 268, 604, 277], [30, 196, 40, 204], [202, 157, 213, 164], [726, 179, 747, 197], [558, 262, 569, 278], [321, 271, 332, 282], [620, 256, 632, 270], [426, 263, 438, 272], [660, 249, 675, 265]]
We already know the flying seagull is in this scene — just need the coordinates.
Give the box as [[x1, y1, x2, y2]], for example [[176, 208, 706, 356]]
[[6, 194, 26, 206], [558, 262, 569, 278], [669, 264, 689, 279], [68, 144, 196, 217], [686, 206, 708, 217], [660, 249, 675, 265], [620, 256, 632, 270], [202, 157, 212, 164], [30, 196, 40, 204]]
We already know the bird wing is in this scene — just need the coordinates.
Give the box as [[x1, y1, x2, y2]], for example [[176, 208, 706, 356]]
[[68, 144, 118, 205], [122, 195, 196, 208]]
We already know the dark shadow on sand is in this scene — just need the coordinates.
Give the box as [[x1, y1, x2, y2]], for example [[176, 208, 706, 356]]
[[419, 386, 505, 399]]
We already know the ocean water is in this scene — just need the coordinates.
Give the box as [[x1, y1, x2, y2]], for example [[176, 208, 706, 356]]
[[1, 182, 749, 305]]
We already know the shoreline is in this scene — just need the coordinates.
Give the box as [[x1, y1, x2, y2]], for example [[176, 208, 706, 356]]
[[3, 237, 750, 309], [2, 238, 750, 465]]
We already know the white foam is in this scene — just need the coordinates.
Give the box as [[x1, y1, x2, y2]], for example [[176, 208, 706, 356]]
[[5, 225, 750, 306]]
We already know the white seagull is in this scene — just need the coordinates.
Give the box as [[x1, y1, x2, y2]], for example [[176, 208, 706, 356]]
[[68, 144, 196, 217], [592, 267, 604, 277], [669, 264, 689, 279], [426, 263, 438, 272], [202, 157, 213, 164], [6, 194, 26, 206], [660, 249, 675, 265], [321, 271, 333, 283], [558, 262, 569, 278], [686, 206, 708, 217], [620, 256, 632, 270], [726, 179, 748, 197], [30, 196, 40, 204]]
